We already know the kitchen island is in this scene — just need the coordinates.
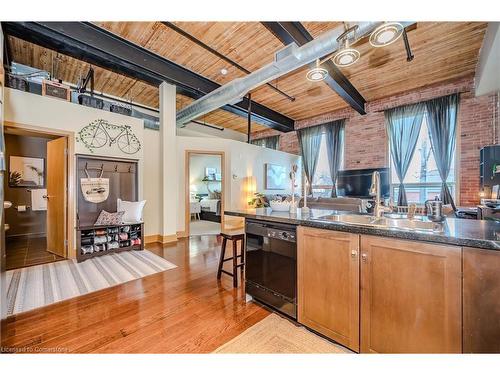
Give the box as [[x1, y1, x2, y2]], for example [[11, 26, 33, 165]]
[[226, 207, 500, 251], [225, 208, 500, 354]]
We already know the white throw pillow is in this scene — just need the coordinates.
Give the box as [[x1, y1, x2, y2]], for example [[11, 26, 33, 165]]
[[117, 198, 146, 223]]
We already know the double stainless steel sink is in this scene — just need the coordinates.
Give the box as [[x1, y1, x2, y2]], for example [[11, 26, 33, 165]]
[[312, 213, 445, 232]]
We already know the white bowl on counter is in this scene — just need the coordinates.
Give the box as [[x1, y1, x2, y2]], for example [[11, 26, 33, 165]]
[[269, 200, 291, 212]]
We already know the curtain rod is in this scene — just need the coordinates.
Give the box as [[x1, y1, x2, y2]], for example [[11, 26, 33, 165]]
[[372, 90, 467, 113]]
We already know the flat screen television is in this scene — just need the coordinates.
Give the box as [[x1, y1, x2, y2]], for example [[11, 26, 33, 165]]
[[336, 168, 390, 199]]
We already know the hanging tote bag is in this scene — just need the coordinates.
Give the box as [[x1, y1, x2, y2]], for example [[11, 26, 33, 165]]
[[80, 166, 110, 203]]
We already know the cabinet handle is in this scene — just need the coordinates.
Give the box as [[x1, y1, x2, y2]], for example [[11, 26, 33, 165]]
[[362, 253, 368, 262], [351, 250, 358, 258]]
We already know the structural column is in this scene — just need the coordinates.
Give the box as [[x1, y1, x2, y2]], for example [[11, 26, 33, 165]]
[[159, 82, 178, 241]]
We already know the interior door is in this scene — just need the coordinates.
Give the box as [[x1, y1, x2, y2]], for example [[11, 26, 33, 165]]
[[46, 137, 67, 257]]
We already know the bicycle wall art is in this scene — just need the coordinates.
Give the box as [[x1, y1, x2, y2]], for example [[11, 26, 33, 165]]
[[77, 119, 141, 155]]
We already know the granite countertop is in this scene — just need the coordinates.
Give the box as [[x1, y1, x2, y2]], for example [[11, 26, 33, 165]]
[[225, 208, 500, 251]]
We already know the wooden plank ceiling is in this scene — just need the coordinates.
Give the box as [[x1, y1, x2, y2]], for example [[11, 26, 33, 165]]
[[6, 35, 266, 132], [7, 22, 487, 134], [7, 36, 160, 108]]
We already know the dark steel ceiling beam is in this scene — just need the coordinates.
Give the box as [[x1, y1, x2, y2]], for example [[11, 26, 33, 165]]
[[161, 21, 295, 102], [262, 21, 367, 115], [2, 21, 294, 132]]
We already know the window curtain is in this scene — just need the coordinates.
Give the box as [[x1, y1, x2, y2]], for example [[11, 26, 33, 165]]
[[385, 102, 426, 206], [324, 119, 345, 197], [297, 125, 323, 195], [250, 135, 279, 150], [424, 93, 459, 211]]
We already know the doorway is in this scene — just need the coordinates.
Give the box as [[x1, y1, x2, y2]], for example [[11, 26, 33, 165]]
[[3, 126, 69, 270], [185, 151, 224, 237]]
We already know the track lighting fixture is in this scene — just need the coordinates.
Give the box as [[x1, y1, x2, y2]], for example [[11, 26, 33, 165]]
[[369, 22, 404, 47], [333, 24, 361, 67], [306, 59, 328, 82]]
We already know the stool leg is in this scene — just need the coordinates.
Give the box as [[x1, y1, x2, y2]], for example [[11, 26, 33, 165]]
[[217, 238, 227, 280], [240, 237, 245, 265], [232, 239, 238, 288], [236, 238, 244, 276]]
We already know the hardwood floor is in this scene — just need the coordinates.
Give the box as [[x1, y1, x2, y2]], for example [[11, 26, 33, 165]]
[[0, 235, 270, 353]]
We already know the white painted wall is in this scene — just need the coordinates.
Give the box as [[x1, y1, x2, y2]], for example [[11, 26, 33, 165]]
[[476, 22, 500, 96], [4, 88, 146, 233], [143, 128, 162, 235], [176, 135, 301, 232], [178, 121, 247, 142], [4, 87, 302, 240], [159, 83, 178, 238], [5, 89, 144, 162]]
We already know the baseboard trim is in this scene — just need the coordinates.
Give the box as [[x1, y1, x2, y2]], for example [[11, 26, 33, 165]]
[[144, 235, 160, 244], [144, 234, 178, 244], [176, 231, 188, 238], [162, 234, 178, 243]]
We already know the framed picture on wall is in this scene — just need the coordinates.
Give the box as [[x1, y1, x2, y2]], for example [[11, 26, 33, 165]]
[[265, 163, 287, 190], [205, 167, 217, 180], [9, 156, 45, 187]]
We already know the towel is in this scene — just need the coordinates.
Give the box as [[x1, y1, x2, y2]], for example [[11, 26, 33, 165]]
[[31, 189, 47, 211]]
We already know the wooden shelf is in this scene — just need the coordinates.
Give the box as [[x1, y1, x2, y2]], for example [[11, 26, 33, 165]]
[[77, 222, 143, 230], [77, 244, 142, 262], [76, 222, 144, 262]]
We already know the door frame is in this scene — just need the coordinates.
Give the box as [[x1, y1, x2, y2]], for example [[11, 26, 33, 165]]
[[184, 150, 225, 237], [4, 121, 74, 259]]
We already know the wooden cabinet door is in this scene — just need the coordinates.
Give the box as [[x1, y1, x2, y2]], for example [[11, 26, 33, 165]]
[[298, 227, 360, 352], [463, 247, 500, 353], [360, 235, 462, 353]]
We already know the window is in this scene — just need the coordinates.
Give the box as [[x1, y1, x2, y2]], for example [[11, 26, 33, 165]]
[[312, 133, 344, 197], [390, 115, 456, 204], [250, 136, 279, 150]]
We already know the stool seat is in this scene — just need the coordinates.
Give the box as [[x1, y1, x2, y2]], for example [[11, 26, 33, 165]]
[[220, 230, 244, 239], [217, 231, 245, 287]]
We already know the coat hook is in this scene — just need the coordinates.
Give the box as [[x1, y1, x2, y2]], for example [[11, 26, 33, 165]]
[[114, 165, 118, 172]]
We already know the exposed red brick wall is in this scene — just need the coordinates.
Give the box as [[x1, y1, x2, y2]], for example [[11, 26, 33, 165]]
[[252, 76, 499, 206], [279, 131, 300, 155], [459, 90, 498, 205], [343, 111, 388, 169]]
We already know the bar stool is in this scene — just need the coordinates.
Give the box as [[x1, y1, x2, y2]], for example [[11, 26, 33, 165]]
[[217, 230, 245, 287]]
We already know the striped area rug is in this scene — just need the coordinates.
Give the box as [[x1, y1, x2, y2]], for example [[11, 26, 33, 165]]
[[6, 250, 177, 316]]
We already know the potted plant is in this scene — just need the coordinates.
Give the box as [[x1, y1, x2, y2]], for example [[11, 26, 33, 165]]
[[248, 192, 268, 208]]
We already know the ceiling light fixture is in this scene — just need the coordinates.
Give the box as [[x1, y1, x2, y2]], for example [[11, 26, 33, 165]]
[[306, 59, 328, 82], [369, 22, 404, 47], [333, 24, 360, 67], [220, 68, 228, 75]]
